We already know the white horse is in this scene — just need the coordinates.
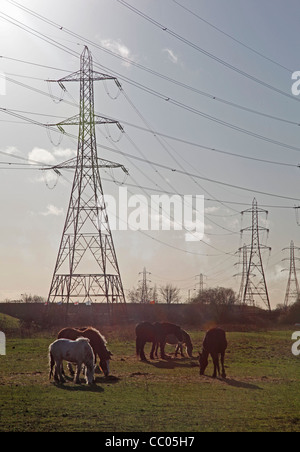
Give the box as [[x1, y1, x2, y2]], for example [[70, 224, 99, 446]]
[[154, 329, 193, 358], [49, 337, 95, 385]]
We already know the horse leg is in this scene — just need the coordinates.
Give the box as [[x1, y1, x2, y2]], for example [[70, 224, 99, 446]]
[[74, 362, 82, 384], [150, 342, 156, 360], [154, 342, 159, 358], [221, 351, 226, 378], [212, 353, 219, 378], [140, 341, 147, 361], [160, 341, 167, 360], [180, 344, 184, 357], [67, 362, 75, 376], [54, 364, 59, 383], [57, 361, 65, 383]]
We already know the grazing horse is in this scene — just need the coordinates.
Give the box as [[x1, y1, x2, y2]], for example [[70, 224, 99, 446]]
[[136, 321, 183, 361], [58, 327, 112, 377], [49, 337, 95, 385], [155, 329, 193, 358], [198, 328, 227, 378]]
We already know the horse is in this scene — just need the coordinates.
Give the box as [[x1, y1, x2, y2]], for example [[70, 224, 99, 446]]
[[198, 327, 227, 378], [49, 337, 95, 385], [57, 327, 112, 377], [155, 329, 193, 358], [136, 321, 184, 361]]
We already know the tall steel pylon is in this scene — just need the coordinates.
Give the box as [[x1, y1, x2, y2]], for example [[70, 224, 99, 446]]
[[46, 46, 127, 308], [195, 273, 206, 295], [241, 198, 271, 311], [139, 267, 152, 304], [282, 240, 300, 307], [234, 244, 254, 304]]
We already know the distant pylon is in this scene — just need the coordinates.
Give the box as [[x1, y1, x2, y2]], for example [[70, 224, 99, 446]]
[[46, 46, 127, 309], [241, 198, 271, 311], [234, 244, 254, 304], [139, 268, 151, 304], [282, 241, 300, 307], [195, 273, 206, 295]]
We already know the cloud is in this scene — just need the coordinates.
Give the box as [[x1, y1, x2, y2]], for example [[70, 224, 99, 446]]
[[28, 147, 76, 165], [163, 48, 179, 64], [41, 204, 64, 217], [99, 39, 134, 66], [4, 146, 19, 155], [28, 147, 56, 165], [53, 147, 76, 159]]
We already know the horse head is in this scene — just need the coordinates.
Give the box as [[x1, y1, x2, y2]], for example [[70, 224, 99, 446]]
[[99, 349, 113, 377], [186, 342, 193, 358], [198, 351, 208, 375], [174, 325, 184, 343], [182, 331, 193, 357]]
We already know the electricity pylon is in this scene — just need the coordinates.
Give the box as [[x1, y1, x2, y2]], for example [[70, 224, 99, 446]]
[[139, 267, 152, 304], [241, 198, 271, 311], [234, 244, 254, 305], [46, 46, 127, 309], [282, 240, 300, 307], [195, 273, 206, 295]]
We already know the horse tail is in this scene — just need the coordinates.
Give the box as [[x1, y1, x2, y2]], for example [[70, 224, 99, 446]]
[[49, 349, 55, 380]]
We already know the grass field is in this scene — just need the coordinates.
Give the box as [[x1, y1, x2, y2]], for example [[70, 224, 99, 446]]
[[0, 328, 299, 432]]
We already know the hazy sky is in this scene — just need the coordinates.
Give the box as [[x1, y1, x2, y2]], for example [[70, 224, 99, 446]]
[[1, 0, 300, 308]]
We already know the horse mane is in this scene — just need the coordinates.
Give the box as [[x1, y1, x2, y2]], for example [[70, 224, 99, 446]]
[[182, 329, 191, 343], [75, 337, 90, 343], [79, 327, 107, 346]]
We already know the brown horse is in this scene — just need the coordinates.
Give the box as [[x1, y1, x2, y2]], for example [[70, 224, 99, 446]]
[[57, 327, 112, 377], [198, 328, 227, 378], [136, 322, 183, 361]]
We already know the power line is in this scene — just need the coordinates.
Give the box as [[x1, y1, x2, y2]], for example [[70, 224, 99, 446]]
[[2, 71, 298, 169], [171, 0, 292, 73], [3, 3, 299, 128], [1, 107, 299, 202], [115, 0, 300, 103], [2, 12, 300, 158]]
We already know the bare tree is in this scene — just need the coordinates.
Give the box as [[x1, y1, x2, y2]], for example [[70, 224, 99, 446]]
[[159, 284, 181, 304], [128, 285, 157, 304]]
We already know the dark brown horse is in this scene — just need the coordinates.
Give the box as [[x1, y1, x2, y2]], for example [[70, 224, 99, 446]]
[[136, 322, 183, 361], [58, 327, 112, 377], [198, 328, 227, 378], [154, 328, 193, 358]]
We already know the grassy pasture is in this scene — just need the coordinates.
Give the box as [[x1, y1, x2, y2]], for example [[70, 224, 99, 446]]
[[0, 328, 299, 432]]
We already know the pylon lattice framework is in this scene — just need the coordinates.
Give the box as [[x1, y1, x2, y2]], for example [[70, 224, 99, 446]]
[[241, 198, 271, 311], [139, 267, 152, 304], [47, 46, 127, 307], [282, 240, 300, 307], [234, 244, 253, 304]]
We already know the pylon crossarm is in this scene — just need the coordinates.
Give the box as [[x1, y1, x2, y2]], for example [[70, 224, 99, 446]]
[[47, 70, 118, 84], [41, 157, 128, 174]]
